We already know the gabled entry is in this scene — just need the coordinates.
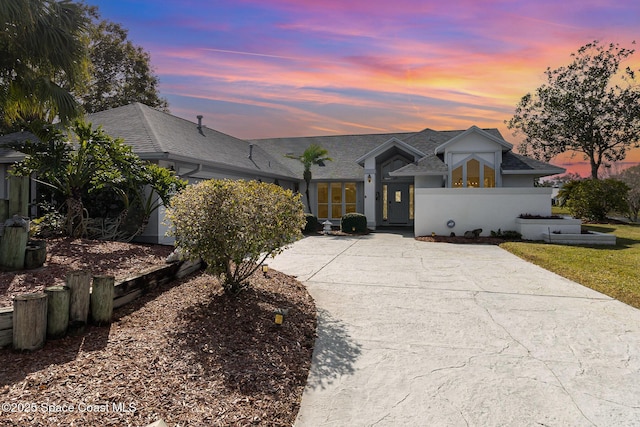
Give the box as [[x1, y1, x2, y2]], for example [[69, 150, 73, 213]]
[[357, 138, 423, 229]]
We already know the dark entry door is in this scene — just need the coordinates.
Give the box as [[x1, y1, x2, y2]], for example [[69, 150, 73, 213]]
[[387, 183, 410, 224]]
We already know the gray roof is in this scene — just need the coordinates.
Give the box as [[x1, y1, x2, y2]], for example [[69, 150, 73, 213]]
[[252, 127, 515, 180], [391, 154, 448, 176], [251, 132, 414, 180], [0, 103, 562, 179], [0, 132, 32, 161], [501, 152, 565, 174], [86, 103, 294, 179]]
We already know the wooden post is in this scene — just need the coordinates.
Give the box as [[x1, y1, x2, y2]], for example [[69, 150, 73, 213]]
[[8, 175, 29, 217], [45, 286, 70, 339], [13, 293, 48, 351], [0, 225, 29, 269], [25, 240, 47, 269], [91, 275, 115, 325], [66, 270, 91, 332]]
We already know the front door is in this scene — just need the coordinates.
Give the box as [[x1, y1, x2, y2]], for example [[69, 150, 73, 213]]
[[387, 183, 410, 224]]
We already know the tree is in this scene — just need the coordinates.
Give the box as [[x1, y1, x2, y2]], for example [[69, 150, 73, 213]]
[[566, 178, 629, 222], [287, 144, 332, 214], [78, 13, 168, 113], [8, 120, 185, 239], [617, 164, 640, 222], [507, 41, 640, 179], [0, 0, 89, 129], [166, 179, 306, 295]]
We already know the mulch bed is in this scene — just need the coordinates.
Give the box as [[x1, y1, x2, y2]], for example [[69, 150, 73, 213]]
[[0, 246, 316, 426]]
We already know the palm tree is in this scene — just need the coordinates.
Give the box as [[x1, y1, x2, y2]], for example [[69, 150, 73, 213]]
[[0, 0, 89, 128], [287, 144, 332, 214]]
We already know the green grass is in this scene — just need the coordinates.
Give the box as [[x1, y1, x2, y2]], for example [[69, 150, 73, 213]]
[[500, 223, 640, 309]]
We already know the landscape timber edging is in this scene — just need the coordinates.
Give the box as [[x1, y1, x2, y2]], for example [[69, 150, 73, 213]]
[[0, 259, 202, 348]]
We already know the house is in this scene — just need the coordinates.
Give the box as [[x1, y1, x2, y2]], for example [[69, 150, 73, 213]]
[[0, 103, 564, 243]]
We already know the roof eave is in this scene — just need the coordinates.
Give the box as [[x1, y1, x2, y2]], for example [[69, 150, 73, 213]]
[[502, 168, 566, 176]]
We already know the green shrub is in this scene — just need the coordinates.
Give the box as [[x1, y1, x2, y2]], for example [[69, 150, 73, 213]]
[[567, 178, 629, 222], [341, 212, 367, 233], [303, 213, 318, 233], [166, 179, 305, 295]]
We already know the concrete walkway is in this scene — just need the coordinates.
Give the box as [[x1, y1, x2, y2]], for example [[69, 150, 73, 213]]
[[268, 231, 640, 426]]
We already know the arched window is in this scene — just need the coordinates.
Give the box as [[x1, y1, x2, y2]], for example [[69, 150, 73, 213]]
[[450, 156, 495, 188]]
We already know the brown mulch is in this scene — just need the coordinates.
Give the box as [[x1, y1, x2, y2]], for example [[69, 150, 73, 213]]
[[0, 240, 317, 426], [0, 238, 175, 308]]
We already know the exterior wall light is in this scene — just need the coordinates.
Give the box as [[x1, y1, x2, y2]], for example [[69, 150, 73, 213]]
[[367, 174, 372, 183]]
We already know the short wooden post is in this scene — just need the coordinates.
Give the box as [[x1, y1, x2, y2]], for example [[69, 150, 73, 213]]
[[25, 240, 47, 269], [45, 286, 70, 339], [0, 225, 29, 269], [8, 175, 29, 217], [13, 293, 48, 351], [91, 275, 115, 325], [66, 270, 91, 332]]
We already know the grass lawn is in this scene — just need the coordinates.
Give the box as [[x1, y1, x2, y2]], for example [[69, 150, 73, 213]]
[[500, 222, 640, 309]]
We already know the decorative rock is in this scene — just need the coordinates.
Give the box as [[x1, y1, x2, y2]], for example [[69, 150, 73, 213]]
[[464, 228, 483, 239]]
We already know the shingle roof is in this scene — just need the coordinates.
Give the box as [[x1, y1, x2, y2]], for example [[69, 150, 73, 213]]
[[0, 132, 33, 161], [390, 154, 448, 176], [0, 103, 562, 179], [86, 103, 295, 179], [501, 152, 565, 174], [251, 132, 414, 180]]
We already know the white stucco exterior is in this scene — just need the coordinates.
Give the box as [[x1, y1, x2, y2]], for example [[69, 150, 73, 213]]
[[414, 187, 553, 237]]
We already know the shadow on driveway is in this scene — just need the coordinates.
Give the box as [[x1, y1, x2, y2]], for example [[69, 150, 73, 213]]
[[305, 308, 362, 390]]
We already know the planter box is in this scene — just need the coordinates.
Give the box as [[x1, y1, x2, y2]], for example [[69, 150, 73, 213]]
[[516, 217, 582, 240], [542, 231, 616, 245]]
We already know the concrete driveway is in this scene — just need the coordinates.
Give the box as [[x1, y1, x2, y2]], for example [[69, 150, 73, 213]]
[[268, 231, 640, 426]]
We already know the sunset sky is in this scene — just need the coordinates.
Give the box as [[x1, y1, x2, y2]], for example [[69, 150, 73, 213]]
[[87, 0, 640, 176]]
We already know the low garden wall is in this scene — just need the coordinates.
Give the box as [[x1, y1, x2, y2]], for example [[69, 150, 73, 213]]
[[414, 187, 553, 237], [515, 217, 582, 240], [0, 259, 202, 348]]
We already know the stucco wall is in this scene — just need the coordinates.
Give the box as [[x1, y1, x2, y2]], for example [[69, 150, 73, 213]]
[[414, 187, 552, 237]]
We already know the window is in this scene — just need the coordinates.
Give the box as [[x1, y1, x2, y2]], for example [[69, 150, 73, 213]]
[[345, 182, 357, 214], [317, 182, 357, 219], [409, 184, 414, 220], [450, 156, 496, 188], [317, 183, 329, 218], [484, 165, 495, 187], [467, 159, 480, 188]]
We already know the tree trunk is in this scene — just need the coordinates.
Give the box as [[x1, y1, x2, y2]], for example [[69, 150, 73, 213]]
[[66, 270, 91, 332], [65, 196, 86, 237], [13, 293, 48, 351], [8, 175, 29, 217], [91, 275, 115, 325], [45, 286, 70, 339], [0, 225, 29, 269]]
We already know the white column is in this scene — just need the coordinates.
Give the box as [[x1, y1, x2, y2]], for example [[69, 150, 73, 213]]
[[364, 158, 377, 229]]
